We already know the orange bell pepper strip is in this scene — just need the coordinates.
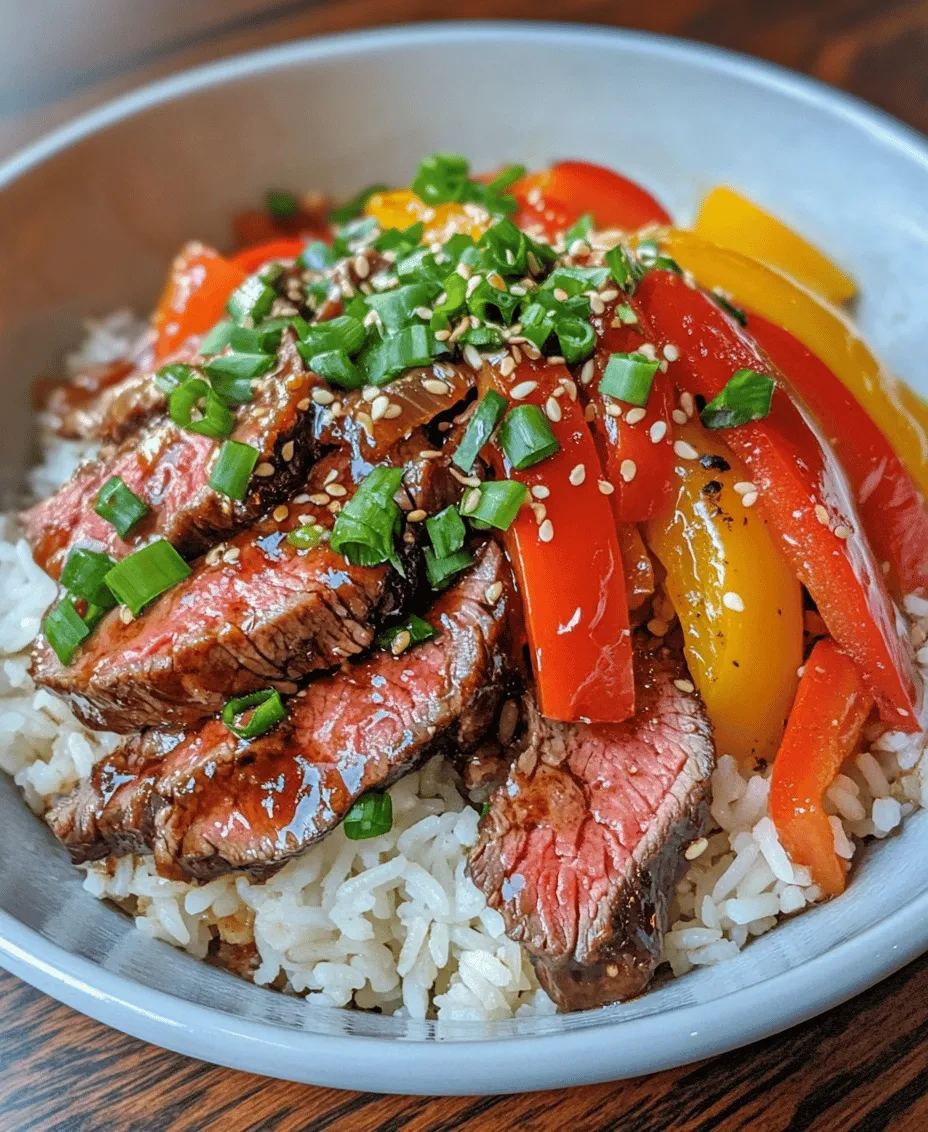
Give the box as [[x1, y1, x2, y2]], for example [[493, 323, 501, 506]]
[[748, 313, 928, 599], [617, 524, 654, 610], [770, 637, 874, 896], [584, 295, 677, 521], [231, 237, 306, 274], [636, 269, 920, 731], [694, 186, 856, 304], [512, 161, 671, 238], [152, 243, 248, 363], [481, 357, 635, 723]]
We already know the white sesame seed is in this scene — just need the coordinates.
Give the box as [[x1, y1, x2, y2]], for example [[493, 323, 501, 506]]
[[371, 394, 390, 421], [385, 403, 403, 419], [547, 355, 566, 366], [733, 481, 756, 495], [254, 462, 275, 477], [638, 343, 658, 361], [511, 380, 538, 400], [391, 630, 412, 656], [671, 409, 687, 425], [625, 407, 647, 426], [600, 289, 619, 302], [580, 359, 596, 386], [521, 342, 542, 360], [293, 493, 310, 504], [545, 397, 562, 422], [223, 547, 241, 564], [451, 469, 482, 488], [561, 377, 578, 401], [485, 581, 504, 604], [569, 463, 586, 486], [419, 449, 443, 460], [461, 488, 482, 515], [680, 392, 695, 419], [814, 504, 830, 526], [605, 403, 622, 418], [742, 492, 759, 508], [309, 493, 330, 506], [531, 485, 550, 499], [649, 420, 668, 444], [684, 837, 708, 861], [119, 606, 134, 624], [663, 344, 680, 362], [297, 397, 311, 412], [463, 344, 484, 372], [353, 254, 370, 279], [590, 294, 605, 315], [598, 479, 615, 495], [272, 504, 289, 523], [499, 355, 517, 377], [553, 287, 569, 302], [311, 388, 335, 405], [531, 502, 547, 523], [281, 440, 295, 463], [326, 483, 347, 498], [673, 440, 699, 460], [674, 679, 696, 694], [407, 509, 427, 522], [620, 459, 637, 483], [361, 386, 379, 403], [538, 519, 554, 543], [834, 524, 852, 540], [434, 329, 451, 341], [722, 591, 745, 612]]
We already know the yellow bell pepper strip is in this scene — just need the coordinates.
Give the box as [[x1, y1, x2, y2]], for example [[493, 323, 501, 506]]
[[365, 189, 488, 242], [636, 268, 920, 731], [694, 186, 856, 304], [644, 421, 803, 768], [770, 637, 874, 896], [662, 230, 928, 496]]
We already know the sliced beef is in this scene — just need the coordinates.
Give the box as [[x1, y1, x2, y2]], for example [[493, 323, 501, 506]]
[[47, 366, 171, 444], [22, 333, 316, 577], [468, 644, 714, 1011], [48, 541, 516, 880], [32, 433, 459, 732]]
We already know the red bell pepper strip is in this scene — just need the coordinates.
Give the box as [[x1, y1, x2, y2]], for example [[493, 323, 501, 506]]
[[481, 358, 635, 723], [636, 269, 920, 731], [747, 313, 928, 599], [231, 237, 306, 274], [584, 296, 677, 521], [770, 637, 873, 896], [152, 243, 247, 363], [512, 161, 672, 238]]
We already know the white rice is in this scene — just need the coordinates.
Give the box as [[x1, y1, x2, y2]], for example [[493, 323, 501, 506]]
[[2, 316, 925, 1018]]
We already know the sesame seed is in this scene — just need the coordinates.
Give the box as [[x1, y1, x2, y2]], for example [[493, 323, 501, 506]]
[[569, 463, 586, 486], [391, 630, 412, 656], [580, 359, 595, 385], [309, 493, 330, 505], [293, 493, 310, 504], [327, 483, 347, 498], [590, 294, 605, 315], [420, 449, 443, 460], [834, 524, 852, 540], [329, 500, 343, 514], [456, 262, 473, 280], [814, 504, 830, 526], [625, 407, 646, 425], [722, 591, 745, 612], [531, 503, 547, 523], [461, 488, 482, 514], [355, 411, 373, 434], [119, 606, 134, 624], [254, 462, 275, 477], [600, 289, 619, 302], [511, 380, 538, 400], [223, 547, 241, 564], [499, 355, 516, 377], [362, 386, 379, 403], [673, 440, 699, 460], [538, 519, 554, 543], [485, 581, 504, 604], [742, 492, 759, 508], [674, 678, 695, 694], [423, 378, 450, 396], [560, 377, 578, 401], [553, 287, 569, 302], [451, 469, 482, 487], [733, 481, 756, 495], [273, 504, 289, 522], [297, 397, 311, 411], [463, 344, 484, 371], [281, 441, 295, 462], [511, 344, 523, 363], [545, 397, 562, 422], [531, 485, 550, 499], [353, 254, 370, 279], [649, 420, 668, 444], [598, 480, 615, 495], [385, 403, 403, 419], [638, 343, 658, 361], [434, 329, 451, 341], [605, 403, 622, 418], [407, 509, 427, 522], [684, 837, 708, 861], [663, 344, 680, 362], [521, 342, 542, 360], [371, 394, 390, 421], [414, 306, 432, 320], [620, 459, 637, 482], [680, 392, 695, 418], [311, 388, 335, 405], [547, 355, 566, 366]]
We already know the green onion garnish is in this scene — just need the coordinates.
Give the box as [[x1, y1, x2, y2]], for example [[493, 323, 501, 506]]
[[359, 325, 449, 386], [553, 316, 596, 365], [344, 791, 393, 839], [564, 213, 594, 246], [330, 465, 404, 571], [605, 245, 640, 291], [104, 539, 192, 616], [542, 266, 610, 297], [60, 548, 117, 609], [453, 390, 508, 473], [365, 281, 441, 330], [266, 190, 299, 218], [202, 351, 275, 391], [155, 362, 194, 394], [307, 350, 363, 389], [286, 523, 325, 550], [198, 322, 236, 356], [168, 378, 235, 439], [431, 273, 467, 328], [209, 440, 260, 501], [518, 303, 556, 351], [222, 688, 287, 740], [460, 327, 505, 349], [227, 274, 277, 325], [461, 479, 527, 531], [330, 184, 388, 226], [467, 278, 521, 325], [374, 613, 437, 652], [297, 240, 338, 271], [426, 506, 467, 559], [424, 547, 475, 590], [374, 222, 424, 255], [599, 352, 660, 406], [480, 801, 491, 817], [94, 476, 149, 539], [296, 315, 367, 359], [331, 216, 379, 257], [701, 368, 775, 430], [42, 596, 92, 666], [498, 405, 560, 470]]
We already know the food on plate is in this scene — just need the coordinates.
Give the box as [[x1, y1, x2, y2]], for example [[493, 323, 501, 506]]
[[2, 155, 926, 1022]]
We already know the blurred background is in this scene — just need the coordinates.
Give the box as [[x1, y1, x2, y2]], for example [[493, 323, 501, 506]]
[[1, 0, 926, 158]]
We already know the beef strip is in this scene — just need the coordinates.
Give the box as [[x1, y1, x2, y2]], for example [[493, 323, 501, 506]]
[[468, 644, 715, 1011], [22, 332, 317, 577], [47, 541, 516, 880], [32, 432, 459, 732], [47, 366, 172, 445]]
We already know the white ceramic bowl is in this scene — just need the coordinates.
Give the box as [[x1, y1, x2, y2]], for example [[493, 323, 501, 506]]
[[2, 22, 928, 1095]]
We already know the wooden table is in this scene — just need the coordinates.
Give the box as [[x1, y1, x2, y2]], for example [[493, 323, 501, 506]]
[[3, 2, 928, 1128]]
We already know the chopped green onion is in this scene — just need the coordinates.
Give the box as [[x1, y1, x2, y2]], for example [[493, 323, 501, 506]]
[[266, 189, 299, 218], [298, 240, 338, 271], [332, 216, 379, 257], [61, 548, 117, 608], [286, 523, 325, 550], [467, 277, 520, 324], [229, 324, 284, 353], [222, 688, 287, 740], [374, 222, 424, 255], [359, 325, 449, 386], [461, 479, 527, 531], [203, 352, 275, 403], [460, 326, 505, 349], [424, 547, 474, 589], [487, 164, 526, 193], [330, 465, 404, 571], [305, 278, 333, 308], [296, 315, 367, 358], [82, 601, 109, 632], [94, 476, 149, 539], [453, 390, 507, 473], [198, 322, 236, 356], [477, 218, 555, 277], [700, 368, 775, 430], [168, 378, 235, 439], [711, 291, 749, 327], [564, 213, 594, 246], [599, 352, 660, 406], [227, 274, 277, 325], [330, 184, 388, 226], [209, 440, 260, 501], [343, 791, 393, 839], [615, 303, 638, 325], [605, 245, 639, 291], [553, 316, 596, 365], [518, 303, 556, 351], [649, 254, 683, 275], [307, 349, 363, 389], [480, 801, 491, 817], [104, 540, 192, 615], [498, 405, 560, 470], [365, 281, 441, 330], [375, 613, 437, 652], [42, 596, 92, 666], [542, 266, 610, 296], [155, 362, 194, 394], [426, 506, 467, 558], [432, 273, 467, 324], [412, 153, 471, 205]]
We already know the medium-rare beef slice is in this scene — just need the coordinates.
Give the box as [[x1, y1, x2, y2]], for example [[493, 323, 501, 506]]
[[22, 333, 316, 577], [32, 432, 460, 732], [468, 645, 714, 1011], [47, 366, 171, 445], [48, 541, 516, 881]]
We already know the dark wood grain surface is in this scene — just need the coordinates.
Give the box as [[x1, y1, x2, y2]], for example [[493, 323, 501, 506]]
[[4, 2, 928, 1128]]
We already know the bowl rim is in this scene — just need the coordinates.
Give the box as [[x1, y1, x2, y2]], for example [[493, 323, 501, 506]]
[[3, 19, 928, 1093]]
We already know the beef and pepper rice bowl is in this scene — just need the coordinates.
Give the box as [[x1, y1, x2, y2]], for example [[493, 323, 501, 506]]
[[2, 154, 927, 1022]]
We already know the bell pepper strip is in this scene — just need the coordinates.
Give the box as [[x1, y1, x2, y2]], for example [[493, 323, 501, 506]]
[[231, 237, 306, 274], [365, 190, 488, 242], [694, 186, 856, 304], [770, 638, 874, 896], [584, 296, 677, 521], [479, 357, 635, 723], [233, 207, 329, 250], [636, 268, 920, 731], [644, 421, 804, 768], [617, 524, 654, 610], [152, 243, 248, 363], [512, 161, 671, 238], [748, 313, 928, 598], [663, 230, 928, 496]]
